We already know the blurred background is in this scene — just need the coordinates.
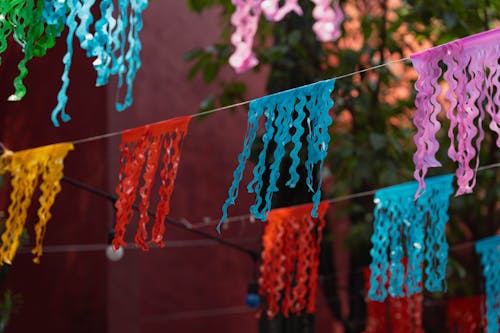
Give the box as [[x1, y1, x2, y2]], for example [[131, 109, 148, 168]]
[[0, 0, 498, 332]]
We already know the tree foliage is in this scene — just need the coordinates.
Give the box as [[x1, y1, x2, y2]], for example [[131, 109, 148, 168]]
[[185, 1, 500, 331]]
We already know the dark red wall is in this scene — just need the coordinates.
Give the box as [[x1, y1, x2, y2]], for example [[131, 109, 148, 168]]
[[0, 21, 109, 332], [0, 2, 340, 333]]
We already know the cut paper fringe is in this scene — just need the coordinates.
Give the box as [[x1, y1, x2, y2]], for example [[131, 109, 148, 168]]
[[258, 202, 329, 318], [410, 28, 500, 198], [0, 0, 65, 102], [475, 235, 500, 333], [363, 268, 424, 333], [368, 174, 454, 301], [112, 116, 191, 251], [51, 0, 148, 126], [0, 143, 74, 264], [446, 296, 485, 333], [218, 79, 335, 230], [229, 0, 343, 73]]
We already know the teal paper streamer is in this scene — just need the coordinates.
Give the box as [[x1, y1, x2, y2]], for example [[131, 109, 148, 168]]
[[51, 0, 79, 127], [42, 0, 67, 26], [51, 0, 148, 126], [116, 0, 147, 111], [218, 79, 335, 232], [368, 174, 454, 301], [475, 235, 500, 333]]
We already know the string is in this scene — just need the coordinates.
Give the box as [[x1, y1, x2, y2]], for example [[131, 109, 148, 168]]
[[10, 162, 496, 255], [15, 237, 260, 253], [71, 58, 410, 146], [190, 162, 500, 229]]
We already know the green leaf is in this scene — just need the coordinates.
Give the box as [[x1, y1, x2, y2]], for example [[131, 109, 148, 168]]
[[203, 62, 219, 83], [199, 94, 215, 113], [369, 133, 386, 150]]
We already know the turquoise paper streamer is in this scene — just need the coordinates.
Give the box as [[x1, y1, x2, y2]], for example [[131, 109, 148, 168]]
[[218, 79, 335, 232], [51, 0, 148, 126], [475, 235, 500, 333], [368, 174, 454, 301]]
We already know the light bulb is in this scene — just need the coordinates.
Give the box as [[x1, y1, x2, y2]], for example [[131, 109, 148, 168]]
[[106, 245, 124, 262]]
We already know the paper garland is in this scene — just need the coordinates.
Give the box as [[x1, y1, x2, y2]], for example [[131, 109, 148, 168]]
[[229, 0, 343, 73], [51, 0, 148, 126], [0, 143, 74, 264], [218, 79, 335, 230], [363, 268, 424, 333], [410, 28, 500, 198], [258, 202, 329, 318], [368, 174, 454, 301], [0, 0, 65, 102], [112, 116, 192, 251], [475, 235, 500, 333], [446, 296, 484, 333]]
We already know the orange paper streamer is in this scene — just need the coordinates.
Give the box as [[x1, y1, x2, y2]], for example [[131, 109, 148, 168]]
[[0, 143, 73, 264], [363, 267, 424, 333], [446, 296, 484, 333], [113, 116, 192, 251], [258, 201, 329, 318]]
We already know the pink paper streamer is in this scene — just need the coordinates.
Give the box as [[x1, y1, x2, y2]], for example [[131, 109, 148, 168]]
[[261, 0, 302, 22], [229, 0, 343, 73], [311, 0, 343, 42], [229, 0, 263, 73], [410, 28, 500, 198]]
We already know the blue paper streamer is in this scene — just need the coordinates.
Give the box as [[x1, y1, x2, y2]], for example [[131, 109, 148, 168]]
[[51, 0, 79, 127], [368, 174, 454, 301], [42, 0, 67, 27], [51, 0, 148, 126], [218, 79, 335, 232], [475, 235, 500, 333], [116, 0, 148, 111]]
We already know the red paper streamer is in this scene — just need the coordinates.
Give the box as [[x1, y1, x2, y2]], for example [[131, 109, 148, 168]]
[[113, 116, 192, 250], [258, 201, 329, 318], [446, 296, 484, 333], [363, 267, 424, 333]]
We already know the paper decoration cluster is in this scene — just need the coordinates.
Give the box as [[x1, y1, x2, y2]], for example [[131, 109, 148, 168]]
[[363, 268, 424, 333], [446, 296, 484, 333], [475, 235, 500, 333], [0, 143, 73, 264], [0, 0, 65, 101], [51, 0, 149, 127], [230, 0, 343, 72], [218, 79, 335, 230], [258, 202, 329, 318], [368, 174, 454, 301], [410, 28, 500, 198], [112, 116, 191, 251]]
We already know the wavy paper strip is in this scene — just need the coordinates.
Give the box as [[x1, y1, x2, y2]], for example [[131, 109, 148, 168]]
[[229, 0, 343, 73], [229, 0, 263, 73], [475, 235, 500, 333], [410, 28, 500, 198], [446, 296, 484, 333], [363, 268, 424, 333], [0, 143, 74, 264], [218, 79, 334, 230], [311, 0, 343, 42], [368, 174, 454, 301], [52, 0, 148, 126], [112, 116, 192, 251], [0, 0, 65, 101], [258, 202, 328, 318]]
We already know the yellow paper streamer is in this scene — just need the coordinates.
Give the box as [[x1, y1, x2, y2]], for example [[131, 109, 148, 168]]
[[0, 143, 73, 264]]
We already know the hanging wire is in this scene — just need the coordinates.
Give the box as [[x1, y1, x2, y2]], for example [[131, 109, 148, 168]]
[[12, 162, 498, 256], [61, 176, 261, 261], [71, 57, 410, 145], [189, 162, 500, 230]]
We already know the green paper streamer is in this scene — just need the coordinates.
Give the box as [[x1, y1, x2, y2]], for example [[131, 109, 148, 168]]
[[0, 0, 65, 101]]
